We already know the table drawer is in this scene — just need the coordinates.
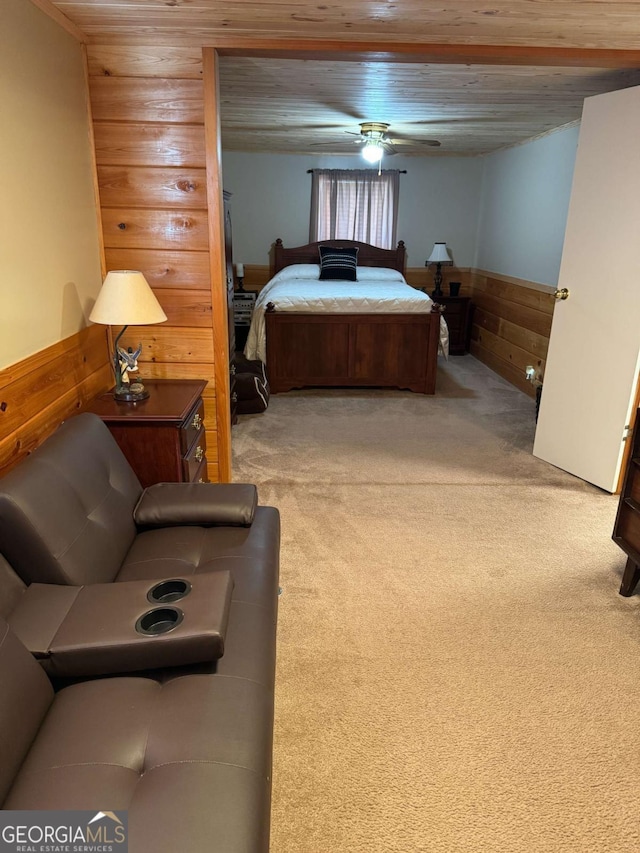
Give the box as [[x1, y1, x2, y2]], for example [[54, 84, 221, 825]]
[[193, 457, 209, 484], [182, 432, 207, 482], [180, 400, 205, 455]]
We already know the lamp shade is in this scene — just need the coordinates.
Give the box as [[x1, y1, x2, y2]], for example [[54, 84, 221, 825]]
[[89, 270, 167, 326], [426, 242, 452, 265]]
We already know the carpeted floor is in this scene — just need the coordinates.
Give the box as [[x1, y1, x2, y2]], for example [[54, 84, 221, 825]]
[[232, 355, 640, 853]]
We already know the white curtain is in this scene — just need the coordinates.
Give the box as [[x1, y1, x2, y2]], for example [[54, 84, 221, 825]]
[[309, 169, 400, 249]]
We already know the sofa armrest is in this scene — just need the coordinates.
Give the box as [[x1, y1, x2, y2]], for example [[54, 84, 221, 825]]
[[8, 573, 234, 678], [134, 483, 258, 528]]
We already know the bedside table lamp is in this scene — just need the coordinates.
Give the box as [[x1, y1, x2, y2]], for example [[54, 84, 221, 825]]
[[426, 242, 452, 299], [89, 270, 167, 402]]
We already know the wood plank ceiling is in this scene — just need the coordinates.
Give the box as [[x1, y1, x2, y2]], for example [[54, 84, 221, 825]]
[[51, 1, 640, 155]]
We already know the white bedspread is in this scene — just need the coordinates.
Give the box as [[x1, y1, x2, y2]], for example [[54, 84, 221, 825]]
[[244, 264, 449, 362]]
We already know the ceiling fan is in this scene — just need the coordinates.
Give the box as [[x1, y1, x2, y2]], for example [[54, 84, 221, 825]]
[[347, 122, 441, 163]]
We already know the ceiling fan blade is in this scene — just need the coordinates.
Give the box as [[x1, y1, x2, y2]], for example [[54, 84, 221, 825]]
[[308, 139, 364, 147], [381, 142, 397, 155], [389, 137, 441, 148]]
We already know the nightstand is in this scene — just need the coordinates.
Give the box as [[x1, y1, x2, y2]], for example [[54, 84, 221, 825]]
[[86, 379, 208, 487], [434, 295, 473, 355]]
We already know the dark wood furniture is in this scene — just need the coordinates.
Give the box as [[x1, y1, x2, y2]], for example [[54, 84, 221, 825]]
[[265, 238, 441, 395], [613, 411, 640, 595], [434, 295, 473, 355], [86, 379, 208, 488], [272, 237, 406, 274], [233, 291, 257, 353], [223, 190, 238, 424]]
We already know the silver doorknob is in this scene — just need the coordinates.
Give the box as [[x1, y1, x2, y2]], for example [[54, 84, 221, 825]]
[[554, 288, 570, 300]]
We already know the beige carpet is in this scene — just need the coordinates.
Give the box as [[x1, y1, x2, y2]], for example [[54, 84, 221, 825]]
[[232, 356, 640, 853]]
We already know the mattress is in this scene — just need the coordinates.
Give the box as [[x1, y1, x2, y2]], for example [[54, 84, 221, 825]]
[[244, 264, 449, 362]]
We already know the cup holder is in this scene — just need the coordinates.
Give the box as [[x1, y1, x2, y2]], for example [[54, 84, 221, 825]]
[[147, 579, 192, 604], [135, 607, 184, 636]]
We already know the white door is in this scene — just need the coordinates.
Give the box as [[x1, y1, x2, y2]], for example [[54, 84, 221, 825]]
[[533, 85, 640, 493]]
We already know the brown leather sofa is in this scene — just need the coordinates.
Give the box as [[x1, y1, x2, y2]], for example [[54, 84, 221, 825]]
[[0, 413, 280, 852]]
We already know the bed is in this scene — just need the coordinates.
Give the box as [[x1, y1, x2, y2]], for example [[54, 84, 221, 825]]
[[244, 238, 448, 395]]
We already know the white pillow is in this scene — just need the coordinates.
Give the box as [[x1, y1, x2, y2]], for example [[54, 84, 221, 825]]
[[270, 264, 320, 283], [269, 263, 406, 285], [356, 266, 406, 283]]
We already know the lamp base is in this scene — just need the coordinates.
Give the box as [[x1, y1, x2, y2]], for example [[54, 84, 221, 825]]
[[113, 383, 149, 403], [431, 287, 444, 299]]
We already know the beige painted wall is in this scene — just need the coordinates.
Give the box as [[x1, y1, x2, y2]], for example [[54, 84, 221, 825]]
[[0, 0, 102, 369]]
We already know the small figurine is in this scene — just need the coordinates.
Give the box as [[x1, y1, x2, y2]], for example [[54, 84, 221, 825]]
[[116, 344, 143, 384], [111, 341, 149, 402]]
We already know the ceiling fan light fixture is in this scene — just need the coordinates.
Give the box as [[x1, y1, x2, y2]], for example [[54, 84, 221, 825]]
[[362, 138, 384, 163]]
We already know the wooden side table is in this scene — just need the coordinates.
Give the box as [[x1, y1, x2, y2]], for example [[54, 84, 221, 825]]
[[434, 295, 473, 355], [86, 379, 208, 488]]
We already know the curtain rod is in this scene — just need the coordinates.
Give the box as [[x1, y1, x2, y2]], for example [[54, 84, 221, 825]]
[[307, 169, 407, 174]]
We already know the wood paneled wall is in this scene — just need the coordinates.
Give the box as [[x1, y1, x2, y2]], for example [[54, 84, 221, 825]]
[[87, 45, 227, 482], [469, 270, 555, 397], [405, 266, 472, 295], [0, 326, 112, 476]]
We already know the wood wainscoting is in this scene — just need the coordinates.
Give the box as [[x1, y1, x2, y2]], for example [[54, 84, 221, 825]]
[[238, 265, 473, 295], [0, 325, 112, 477], [86, 45, 226, 482], [469, 270, 555, 397], [223, 263, 553, 400]]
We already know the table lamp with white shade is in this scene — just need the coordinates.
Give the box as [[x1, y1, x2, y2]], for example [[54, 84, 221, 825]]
[[425, 242, 452, 299], [89, 270, 167, 402]]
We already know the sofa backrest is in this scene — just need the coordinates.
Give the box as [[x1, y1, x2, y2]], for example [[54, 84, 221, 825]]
[[0, 414, 142, 586], [0, 619, 53, 804]]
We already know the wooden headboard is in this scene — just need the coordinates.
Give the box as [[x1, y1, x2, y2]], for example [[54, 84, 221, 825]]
[[271, 238, 406, 276]]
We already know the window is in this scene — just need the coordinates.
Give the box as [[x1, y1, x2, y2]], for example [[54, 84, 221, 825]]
[[309, 169, 400, 249]]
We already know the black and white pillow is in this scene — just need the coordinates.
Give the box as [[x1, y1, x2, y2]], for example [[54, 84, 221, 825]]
[[318, 246, 359, 281]]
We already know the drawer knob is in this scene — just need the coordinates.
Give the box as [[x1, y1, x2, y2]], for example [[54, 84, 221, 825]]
[[232, 392, 238, 403], [230, 363, 236, 375], [195, 445, 204, 462], [191, 413, 202, 430]]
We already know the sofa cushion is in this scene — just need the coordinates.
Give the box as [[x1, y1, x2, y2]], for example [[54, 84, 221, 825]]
[[4, 671, 273, 851], [0, 414, 141, 586], [117, 506, 280, 609], [0, 622, 53, 804], [0, 555, 26, 620]]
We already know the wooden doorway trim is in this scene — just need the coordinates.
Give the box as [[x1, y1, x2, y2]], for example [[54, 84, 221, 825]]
[[616, 372, 640, 494], [203, 47, 232, 482]]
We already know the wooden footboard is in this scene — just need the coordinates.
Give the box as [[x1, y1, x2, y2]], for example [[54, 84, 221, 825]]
[[265, 310, 441, 394]]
